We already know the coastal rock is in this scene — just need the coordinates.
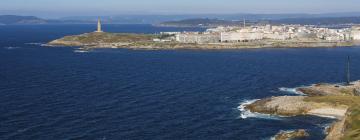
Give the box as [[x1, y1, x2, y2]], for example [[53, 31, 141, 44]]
[[244, 81, 360, 140], [245, 96, 348, 118], [325, 118, 346, 140], [48, 39, 84, 46], [297, 81, 360, 96], [47, 32, 156, 48], [245, 96, 314, 116], [274, 129, 309, 140]]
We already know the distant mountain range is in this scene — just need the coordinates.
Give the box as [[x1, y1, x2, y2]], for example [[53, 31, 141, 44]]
[[0, 15, 47, 25], [272, 17, 360, 25], [2, 13, 360, 25], [0, 15, 93, 25], [158, 18, 247, 27]]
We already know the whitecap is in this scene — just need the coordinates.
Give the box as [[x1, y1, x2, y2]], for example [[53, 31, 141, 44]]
[[25, 42, 43, 45], [316, 122, 334, 135], [237, 99, 282, 120], [278, 87, 306, 95], [310, 114, 337, 119], [74, 50, 90, 53], [4, 46, 20, 50], [40, 44, 55, 47]]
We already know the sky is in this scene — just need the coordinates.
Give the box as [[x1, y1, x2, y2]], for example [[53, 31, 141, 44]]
[[1, 0, 360, 18]]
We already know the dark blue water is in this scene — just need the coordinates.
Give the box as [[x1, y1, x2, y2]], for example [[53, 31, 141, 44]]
[[1, 24, 360, 140]]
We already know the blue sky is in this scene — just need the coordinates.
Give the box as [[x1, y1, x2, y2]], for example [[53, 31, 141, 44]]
[[1, 0, 360, 17]]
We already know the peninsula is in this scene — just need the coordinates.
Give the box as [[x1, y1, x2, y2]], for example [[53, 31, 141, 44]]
[[48, 19, 360, 50], [244, 81, 360, 140]]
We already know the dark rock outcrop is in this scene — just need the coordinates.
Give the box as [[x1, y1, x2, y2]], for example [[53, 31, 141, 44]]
[[274, 129, 309, 140]]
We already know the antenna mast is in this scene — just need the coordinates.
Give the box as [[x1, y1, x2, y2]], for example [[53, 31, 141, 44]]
[[346, 56, 351, 85], [243, 18, 246, 28]]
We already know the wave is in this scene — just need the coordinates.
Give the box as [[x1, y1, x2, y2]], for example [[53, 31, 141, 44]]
[[40, 44, 56, 47], [237, 99, 282, 120], [278, 87, 306, 95], [317, 122, 333, 135], [25, 42, 43, 45], [4, 46, 20, 50], [310, 114, 337, 119], [74, 48, 90, 53], [74, 49, 90, 53], [25, 42, 56, 47]]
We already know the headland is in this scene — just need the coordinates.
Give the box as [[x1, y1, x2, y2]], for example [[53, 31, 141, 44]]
[[245, 81, 360, 140], [47, 20, 360, 50], [48, 32, 357, 50]]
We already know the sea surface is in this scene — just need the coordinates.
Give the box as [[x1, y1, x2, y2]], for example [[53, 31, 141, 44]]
[[1, 24, 360, 140]]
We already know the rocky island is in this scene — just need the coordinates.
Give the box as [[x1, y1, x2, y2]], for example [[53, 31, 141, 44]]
[[245, 81, 360, 140], [48, 19, 360, 50]]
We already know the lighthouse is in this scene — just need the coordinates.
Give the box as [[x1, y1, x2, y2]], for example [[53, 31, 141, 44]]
[[96, 18, 103, 32]]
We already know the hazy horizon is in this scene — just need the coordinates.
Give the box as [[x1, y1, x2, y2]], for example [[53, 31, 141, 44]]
[[3, 11, 360, 19], [1, 0, 360, 18]]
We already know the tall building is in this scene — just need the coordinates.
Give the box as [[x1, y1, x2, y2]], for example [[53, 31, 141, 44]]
[[96, 18, 103, 32], [351, 26, 360, 40]]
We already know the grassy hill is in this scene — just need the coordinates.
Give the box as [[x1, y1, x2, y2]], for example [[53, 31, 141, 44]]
[[59, 32, 156, 44]]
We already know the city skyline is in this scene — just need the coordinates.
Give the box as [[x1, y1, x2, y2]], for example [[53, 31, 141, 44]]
[[1, 0, 360, 18]]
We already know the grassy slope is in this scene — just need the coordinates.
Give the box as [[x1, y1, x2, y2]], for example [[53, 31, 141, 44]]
[[61, 32, 158, 44], [305, 96, 360, 140]]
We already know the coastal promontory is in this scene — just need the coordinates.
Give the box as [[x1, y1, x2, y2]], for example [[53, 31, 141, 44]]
[[47, 19, 360, 50], [244, 81, 360, 140], [48, 31, 356, 50]]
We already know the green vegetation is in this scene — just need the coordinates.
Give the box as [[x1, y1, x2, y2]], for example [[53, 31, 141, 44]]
[[305, 96, 360, 140], [61, 32, 157, 44]]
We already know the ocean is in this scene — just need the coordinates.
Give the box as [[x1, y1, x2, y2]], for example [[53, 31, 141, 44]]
[[1, 24, 360, 140]]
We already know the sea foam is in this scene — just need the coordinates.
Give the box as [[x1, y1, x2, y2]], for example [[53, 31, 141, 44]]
[[25, 42, 43, 45], [74, 50, 90, 53], [4, 46, 20, 50], [40, 44, 56, 47], [279, 87, 306, 95]]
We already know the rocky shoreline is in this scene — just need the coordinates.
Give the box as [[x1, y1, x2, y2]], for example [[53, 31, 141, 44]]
[[245, 96, 348, 118], [47, 32, 358, 50], [244, 81, 360, 140], [274, 129, 310, 140]]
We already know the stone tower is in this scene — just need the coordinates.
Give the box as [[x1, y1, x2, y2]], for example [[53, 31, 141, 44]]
[[96, 18, 103, 32]]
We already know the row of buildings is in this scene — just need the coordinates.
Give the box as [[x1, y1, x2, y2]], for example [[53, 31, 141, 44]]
[[162, 25, 360, 44]]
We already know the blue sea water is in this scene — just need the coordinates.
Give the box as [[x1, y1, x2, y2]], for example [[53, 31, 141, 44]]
[[1, 24, 360, 140]]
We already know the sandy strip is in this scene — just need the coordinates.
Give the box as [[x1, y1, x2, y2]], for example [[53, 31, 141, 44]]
[[308, 108, 347, 119]]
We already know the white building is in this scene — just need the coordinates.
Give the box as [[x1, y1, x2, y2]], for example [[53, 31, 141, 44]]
[[160, 32, 181, 35], [176, 33, 221, 43], [174, 24, 359, 43], [351, 26, 360, 40], [220, 31, 263, 42]]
